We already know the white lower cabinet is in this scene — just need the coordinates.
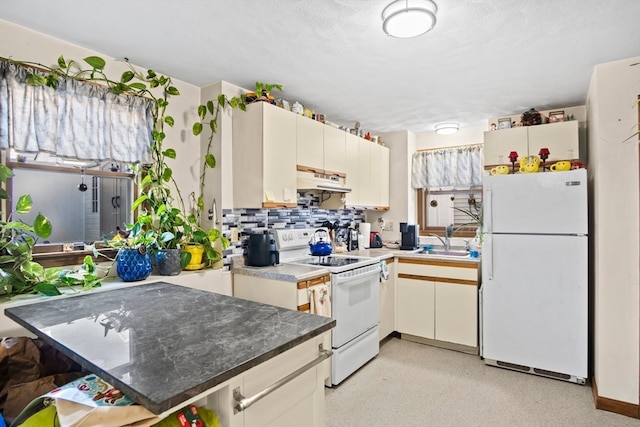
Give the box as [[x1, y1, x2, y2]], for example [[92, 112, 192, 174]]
[[396, 276, 435, 339], [395, 258, 479, 351], [191, 331, 331, 427], [379, 258, 395, 341], [434, 281, 478, 347]]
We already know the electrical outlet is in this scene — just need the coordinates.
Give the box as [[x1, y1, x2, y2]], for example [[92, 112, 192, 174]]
[[386, 221, 394, 231]]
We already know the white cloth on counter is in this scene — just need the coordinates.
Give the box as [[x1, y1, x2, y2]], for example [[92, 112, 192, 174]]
[[310, 284, 331, 318]]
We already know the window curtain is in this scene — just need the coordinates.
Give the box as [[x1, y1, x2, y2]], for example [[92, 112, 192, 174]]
[[0, 59, 153, 163], [412, 145, 483, 190]]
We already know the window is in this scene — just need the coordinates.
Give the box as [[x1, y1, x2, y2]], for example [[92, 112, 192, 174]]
[[412, 144, 483, 238]]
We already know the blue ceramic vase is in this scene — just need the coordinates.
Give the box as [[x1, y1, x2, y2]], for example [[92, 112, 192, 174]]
[[117, 248, 152, 282]]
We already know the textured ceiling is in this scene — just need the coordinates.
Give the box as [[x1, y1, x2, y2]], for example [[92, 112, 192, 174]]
[[1, 0, 639, 134]]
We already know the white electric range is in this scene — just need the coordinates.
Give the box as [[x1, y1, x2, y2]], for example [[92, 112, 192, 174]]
[[273, 228, 381, 385]]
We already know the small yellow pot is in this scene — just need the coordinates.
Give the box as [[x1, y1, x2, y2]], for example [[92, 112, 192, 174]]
[[183, 244, 205, 270]]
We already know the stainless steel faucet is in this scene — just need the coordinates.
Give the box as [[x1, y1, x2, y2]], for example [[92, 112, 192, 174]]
[[428, 234, 451, 251]]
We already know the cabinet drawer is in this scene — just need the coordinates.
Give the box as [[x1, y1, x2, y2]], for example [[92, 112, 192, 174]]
[[397, 259, 478, 282]]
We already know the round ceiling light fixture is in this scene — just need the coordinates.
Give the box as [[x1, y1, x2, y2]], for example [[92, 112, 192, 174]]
[[381, 0, 438, 38], [435, 123, 459, 135]]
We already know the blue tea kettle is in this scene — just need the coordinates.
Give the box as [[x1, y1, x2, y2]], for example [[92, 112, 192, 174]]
[[309, 229, 333, 257]]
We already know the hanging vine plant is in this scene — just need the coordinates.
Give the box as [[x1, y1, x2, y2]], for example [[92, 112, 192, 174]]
[[1, 54, 249, 294]]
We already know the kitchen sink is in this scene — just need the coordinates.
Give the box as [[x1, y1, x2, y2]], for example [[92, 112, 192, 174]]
[[423, 249, 470, 257]]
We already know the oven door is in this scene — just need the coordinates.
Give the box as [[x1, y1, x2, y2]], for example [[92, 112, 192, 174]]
[[331, 265, 380, 348]]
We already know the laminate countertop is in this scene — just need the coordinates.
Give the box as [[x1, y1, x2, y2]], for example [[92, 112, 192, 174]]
[[4, 281, 335, 414]]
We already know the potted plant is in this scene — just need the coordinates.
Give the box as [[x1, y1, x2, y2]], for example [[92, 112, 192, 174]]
[[9, 55, 250, 274], [0, 164, 103, 296], [245, 82, 283, 104]]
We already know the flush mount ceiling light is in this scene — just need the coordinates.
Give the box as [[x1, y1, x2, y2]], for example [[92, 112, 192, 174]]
[[381, 0, 438, 38], [435, 123, 459, 135]]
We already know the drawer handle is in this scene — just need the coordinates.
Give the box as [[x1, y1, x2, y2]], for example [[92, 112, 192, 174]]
[[233, 343, 332, 413]]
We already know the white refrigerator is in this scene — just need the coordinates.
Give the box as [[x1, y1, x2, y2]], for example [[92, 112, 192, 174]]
[[480, 168, 588, 384]]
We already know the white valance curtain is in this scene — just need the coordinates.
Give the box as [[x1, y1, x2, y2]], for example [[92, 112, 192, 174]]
[[0, 59, 153, 163], [412, 145, 483, 190]]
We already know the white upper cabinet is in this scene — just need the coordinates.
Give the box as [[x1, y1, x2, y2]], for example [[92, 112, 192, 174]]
[[323, 125, 346, 176], [296, 116, 324, 173], [484, 121, 579, 166], [232, 102, 297, 208], [344, 133, 360, 206]]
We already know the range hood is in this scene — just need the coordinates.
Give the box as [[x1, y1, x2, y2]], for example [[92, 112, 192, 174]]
[[296, 171, 351, 193]]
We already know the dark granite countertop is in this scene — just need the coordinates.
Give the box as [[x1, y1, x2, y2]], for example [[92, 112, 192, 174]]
[[5, 281, 335, 414]]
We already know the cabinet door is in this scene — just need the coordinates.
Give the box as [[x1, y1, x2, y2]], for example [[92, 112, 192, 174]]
[[434, 281, 477, 347], [527, 120, 579, 161], [344, 134, 359, 206], [296, 116, 324, 172], [369, 143, 383, 207], [263, 104, 297, 205], [323, 125, 346, 176], [357, 138, 372, 206], [395, 277, 435, 339], [379, 260, 395, 341], [380, 145, 390, 208], [483, 127, 528, 166]]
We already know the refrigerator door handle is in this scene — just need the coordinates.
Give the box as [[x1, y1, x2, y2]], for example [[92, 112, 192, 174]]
[[485, 233, 493, 280], [484, 190, 493, 234]]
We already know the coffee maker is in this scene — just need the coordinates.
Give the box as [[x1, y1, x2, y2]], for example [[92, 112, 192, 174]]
[[400, 222, 419, 250]]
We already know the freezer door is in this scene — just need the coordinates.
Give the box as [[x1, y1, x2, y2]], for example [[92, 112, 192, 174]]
[[481, 234, 587, 378], [483, 169, 587, 235]]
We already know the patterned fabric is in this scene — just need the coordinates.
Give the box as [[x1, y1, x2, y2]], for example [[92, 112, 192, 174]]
[[412, 145, 483, 190], [0, 59, 153, 163]]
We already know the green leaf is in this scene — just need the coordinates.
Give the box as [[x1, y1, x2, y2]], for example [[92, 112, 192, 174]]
[[205, 153, 216, 169], [132, 194, 149, 211], [160, 232, 175, 243], [197, 105, 207, 119], [22, 261, 45, 279], [166, 86, 180, 96], [209, 119, 217, 133], [0, 188, 9, 200], [128, 82, 147, 91], [180, 251, 191, 268], [197, 196, 204, 211], [147, 69, 157, 79], [163, 148, 176, 159], [15, 194, 33, 214], [57, 55, 67, 68], [34, 283, 62, 296], [192, 122, 203, 136], [206, 100, 214, 115], [162, 168, 172, 182], [26, 73, 47, 87], [84, 56, 106, 70], [140, 174, 153, 187], [164, 116, 175, 127], [218, 94, 226, 108], [33, 214, 52, 238], [0, 164, 13, 182], [121, 70, 135, 83]]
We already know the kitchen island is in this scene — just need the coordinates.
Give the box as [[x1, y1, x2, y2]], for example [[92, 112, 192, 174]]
[[5, 281, 335, 426]]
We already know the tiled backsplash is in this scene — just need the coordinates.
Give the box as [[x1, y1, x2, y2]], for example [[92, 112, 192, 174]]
[[221, 206, 366, 268]]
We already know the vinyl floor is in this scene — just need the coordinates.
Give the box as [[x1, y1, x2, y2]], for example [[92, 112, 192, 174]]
[[325, 337, 639, 427]]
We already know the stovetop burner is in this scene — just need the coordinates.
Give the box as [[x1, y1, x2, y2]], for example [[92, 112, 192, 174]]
[[298, 256, 364, 267]]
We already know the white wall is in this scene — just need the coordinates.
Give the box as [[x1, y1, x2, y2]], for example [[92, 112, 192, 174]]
[[368, 131, 415, 242], [415, 125, 485, 150], [0, 19, 202, 213], [587, 56, 640, 405]]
